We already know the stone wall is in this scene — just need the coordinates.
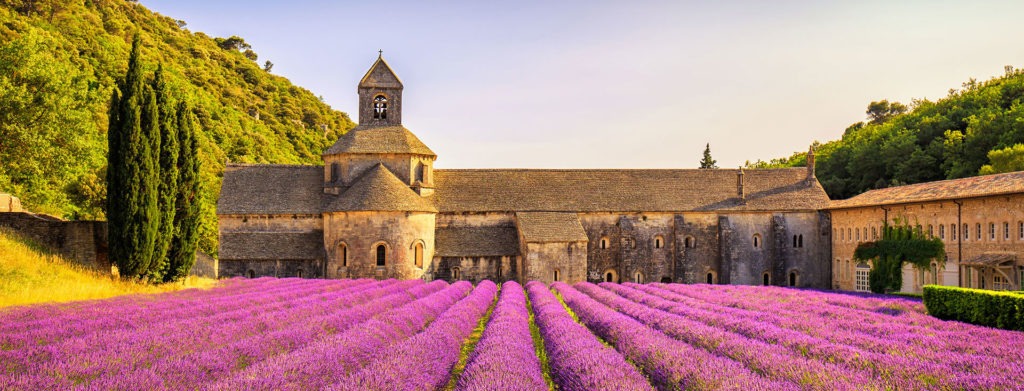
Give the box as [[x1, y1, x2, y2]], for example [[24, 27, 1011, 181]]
[[0, 194, 22, 212], [521, 241, 588, 283], [0, 212, 108, 270], [220, 259, 321, 278], [324, 210, 435, 280], [435, 255, 516, 283]]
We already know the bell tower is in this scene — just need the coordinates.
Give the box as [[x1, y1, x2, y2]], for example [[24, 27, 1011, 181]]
[[358, 51, 403, 126]]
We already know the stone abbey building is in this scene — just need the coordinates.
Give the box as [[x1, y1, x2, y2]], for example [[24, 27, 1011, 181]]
[[217, 57, 1024, 291], [217, 56, 834, 287]]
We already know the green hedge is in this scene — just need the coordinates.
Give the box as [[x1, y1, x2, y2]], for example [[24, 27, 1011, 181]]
[[922, 285, 1024, 331]]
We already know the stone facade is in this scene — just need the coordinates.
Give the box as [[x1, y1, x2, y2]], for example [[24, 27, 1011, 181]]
[[829, 173, 1024, 293], [217, 56, 835, 288]]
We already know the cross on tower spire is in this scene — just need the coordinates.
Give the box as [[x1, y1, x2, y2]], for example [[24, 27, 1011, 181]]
[[378, 49, 382, 58]]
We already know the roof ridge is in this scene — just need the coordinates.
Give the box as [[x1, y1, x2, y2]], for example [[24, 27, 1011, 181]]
[[225, 163, 323, 168]]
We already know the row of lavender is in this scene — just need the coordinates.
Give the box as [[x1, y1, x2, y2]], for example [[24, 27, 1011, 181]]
[[2, 278, 1023, 390]]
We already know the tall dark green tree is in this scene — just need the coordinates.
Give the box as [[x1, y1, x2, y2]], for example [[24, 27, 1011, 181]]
[[699, 143, 717, 169], [854, 220, 945, 293], [149, 65, 178, 280], [107, 35, 160, 279], [165, 102, 202, 282]]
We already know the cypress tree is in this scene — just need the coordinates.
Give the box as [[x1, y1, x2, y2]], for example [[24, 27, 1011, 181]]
[[108, 34, 155, 278], [699, 143, 718, 169], [149, 65, 177, 281], [165, 102, 201, 282]]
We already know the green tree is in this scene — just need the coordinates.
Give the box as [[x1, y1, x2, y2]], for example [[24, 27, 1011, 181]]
[[107, 34, 160, 279], [866, 100, 908, 124], [854, 220, 945, 293], [699, 143, 717, 169], [979, 143, 1024, 175], [165, 101, 202, 282], [150, 65, 178, 280]]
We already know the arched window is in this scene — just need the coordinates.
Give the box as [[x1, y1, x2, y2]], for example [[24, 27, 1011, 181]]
[[373, 95, 388, 119], [798, 234, 803, 248], [414, 242, 424, 268], [951, 224, 957, 240], [938, 224, 944, 240], [706, 272, 716, 284], [792, 235, 798, 247], [296, 269, 303, 278], [928, 225, 934, 238], [684, 236, 695, 249], [376, 244, 387, 267], [339, 242, 348, 267], [752, 234, 761, 249], [247, 270, 255, 279], [963, 223, 969, 240], [872, 227, 877, 239], [553, 269, 561, 282], [847, 228, 852, 242], [603, 269, 618, 283], [600, 238, 608, 249], [989, 223, 996, 240], [452, 267, 461, 280], [976, 223, 982, 240], [762, 272, 770, 286], [415, 161, 425, 183], [1003, 222, 1010, 240], [654, 236, 663, 249], [855, 262, 871, 292], [855, 228, 860, 241], [788, 271, 798, 287], [634, 271, 644, 283]]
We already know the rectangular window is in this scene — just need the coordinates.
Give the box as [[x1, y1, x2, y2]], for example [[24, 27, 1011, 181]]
[[977, 223, 982, 240], [993, 275, 1009, 291], [855, 268, 870, 292], [964, 224, 969, 240], [989, 223, 995, 240], [938, 225, 944, 240], [951, 224, 957, 240], [1020, 221, 1024, 240], [872, 227, 877, 239], [1004, 222, 1010, 240]]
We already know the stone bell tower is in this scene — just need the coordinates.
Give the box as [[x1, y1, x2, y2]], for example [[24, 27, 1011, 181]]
[[358, 51, 403, 126]]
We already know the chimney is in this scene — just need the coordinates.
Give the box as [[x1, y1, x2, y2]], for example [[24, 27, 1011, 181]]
[[737, 167, 745, 201], [806, 144, 816, 183]]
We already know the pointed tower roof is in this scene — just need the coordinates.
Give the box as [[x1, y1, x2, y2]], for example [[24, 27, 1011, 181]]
[[326, 164, 437, 213], [359, 54, 403, 89]]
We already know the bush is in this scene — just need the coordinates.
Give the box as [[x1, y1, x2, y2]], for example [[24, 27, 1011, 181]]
[[923, 285, 1024, 331]]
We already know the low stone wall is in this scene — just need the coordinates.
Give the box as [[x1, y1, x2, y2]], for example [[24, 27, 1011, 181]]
[[0, 212, 109, 270]]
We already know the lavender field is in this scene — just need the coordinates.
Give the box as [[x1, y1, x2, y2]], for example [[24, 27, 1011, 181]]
[[2, 278, 1023, 390]]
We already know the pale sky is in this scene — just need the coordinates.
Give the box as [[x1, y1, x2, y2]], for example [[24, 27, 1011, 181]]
[[142, 0, 1024, 169]]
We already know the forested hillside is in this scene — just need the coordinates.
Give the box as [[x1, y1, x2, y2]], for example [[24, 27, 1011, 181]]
[[750, 66, 1024, 200], [0, 0, 355, 255]]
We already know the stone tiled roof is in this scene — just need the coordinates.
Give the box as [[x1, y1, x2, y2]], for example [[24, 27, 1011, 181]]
[[323, 125, 435, 156], [962, 252, 1018, 267], [516, 212, 589, 243], [828, 171, 1024, 209], [430, 168, 827, 212], [325, 164, 438, 213], [219, 231, 324, 260], [435, 226, 519, 257], [218, 164, 323, 215], [359, 56, 403, 89]]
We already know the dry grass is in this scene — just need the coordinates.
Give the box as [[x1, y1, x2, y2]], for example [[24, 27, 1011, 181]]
[[0, 228, 216, 308]]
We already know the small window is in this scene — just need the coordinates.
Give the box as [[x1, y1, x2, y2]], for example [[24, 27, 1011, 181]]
[[373, 95, 388, 119], [415, 161, 425, 183], [752, 234, 761, 249], [414, 242, 424, 268], [634, 272, 644, 283], [989, 223, 995, 240], [929, 225, 935, 238], [938, 225, 944, 240], [376, 244, 386, 267], [951, 224, 957, 240], [706, 272, 715, 284], [792, 235, 798, 247], [1003, 222, 1010, 240], [847, 228, 852, 242], [603, 269, 617, 283], [1019, 221, 1024, 240], [976, 223, 982, 240], [684, 236, 695, 249], [296, 269, 303, 278], [339, 243, 348, 267], [871, 227, 877, 239], [247, 270, 255, 278], [964, 224, 969, 240], [330, 162, 340, 182], [654, 236, 663, 249], [855, 228, 860, 241], [798, 234, 803, 247], [788, 271, 798, 287], [452, 267, 461, 280], [600, 238, 608, 249], [839, 229, 844, 241], [762, 272, 770, 286], [554, 269, 561, 282]]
